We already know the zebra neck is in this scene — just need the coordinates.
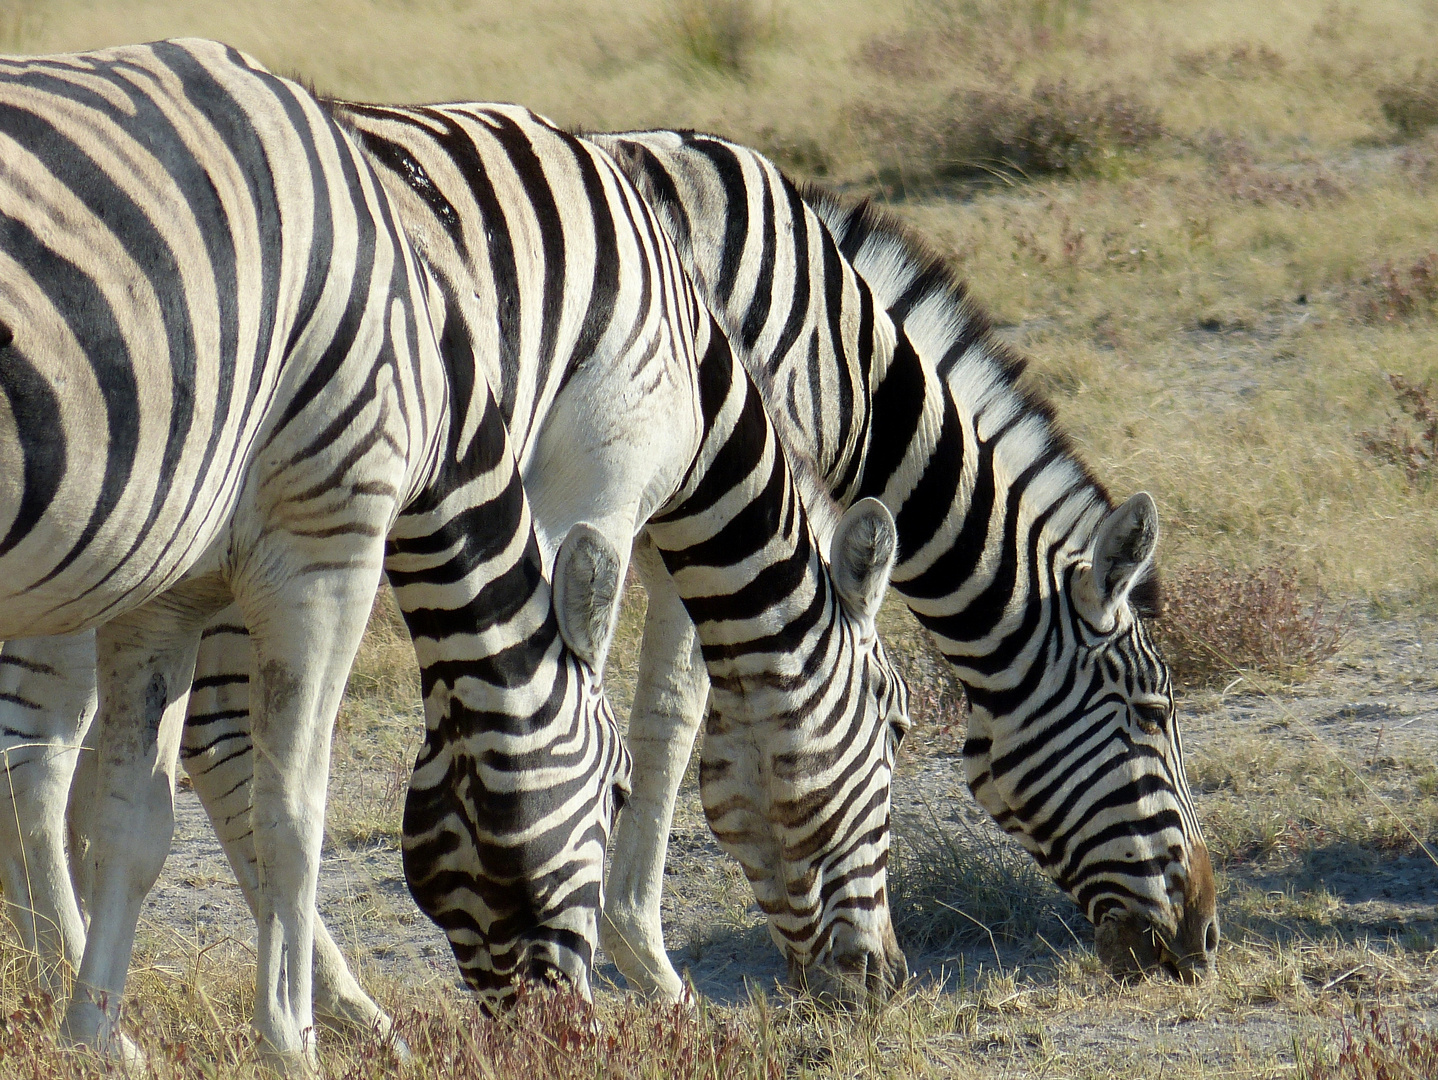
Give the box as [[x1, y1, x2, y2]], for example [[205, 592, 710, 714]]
[[385, 378, 567, 729], [805, 193, 1116, 702], [644, 323, 840, 707]]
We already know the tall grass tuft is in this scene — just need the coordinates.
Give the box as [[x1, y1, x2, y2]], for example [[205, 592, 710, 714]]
[[888, 808, 1077, 954], [655, 0, 779, 77]]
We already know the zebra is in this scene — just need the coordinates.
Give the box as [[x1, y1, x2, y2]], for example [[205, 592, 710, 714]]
[[0, 91, 914, 1030], [584, 127, 1219, 991], [0, 39, 632, 1069], [209, 97, 912, 1003]]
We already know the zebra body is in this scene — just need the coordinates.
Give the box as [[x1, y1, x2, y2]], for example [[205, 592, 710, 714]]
[[592, 128, 1218, 985], [0, 40, 631, 1066]]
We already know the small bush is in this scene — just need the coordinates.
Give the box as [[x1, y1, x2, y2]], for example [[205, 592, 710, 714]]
[[387, 985, 765, 1080], [1359, 372, 1438, 486], [1175, 42, 1287, 80], [1152, 562, 1346, 689], [863, 80, 1163, 188], [1350, 254, 1438, 323], [1397, 131, 1438, 187], [1299, 1008, 1438, 1079], [1377, 72, 1438, 139], [656, 0, 778, 77]]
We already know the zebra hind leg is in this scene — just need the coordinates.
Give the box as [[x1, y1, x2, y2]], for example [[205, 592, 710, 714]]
[[0, 634, 96, 1003], [183, 613, 408, 1057], [600, 533, 707, 1003], [236, 559, 382, 1073], [60, 583, 226, 1065]]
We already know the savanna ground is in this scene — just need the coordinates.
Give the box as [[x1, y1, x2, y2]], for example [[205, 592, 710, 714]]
[[3, 0, 1438, 1076]]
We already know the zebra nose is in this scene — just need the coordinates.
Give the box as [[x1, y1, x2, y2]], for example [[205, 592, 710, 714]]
[[1174, 913, 1220, 983]]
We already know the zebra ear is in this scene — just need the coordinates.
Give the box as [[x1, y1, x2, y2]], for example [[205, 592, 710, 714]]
[[553, 522, 623, 674], [1087, 492, 1159, 616], [830, 498, 897, 626]]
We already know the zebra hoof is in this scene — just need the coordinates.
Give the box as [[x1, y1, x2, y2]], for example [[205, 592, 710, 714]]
[[787, 930, 908, 1007], [59, 999, 146, 1070], [256, 1045, 321, 1079]]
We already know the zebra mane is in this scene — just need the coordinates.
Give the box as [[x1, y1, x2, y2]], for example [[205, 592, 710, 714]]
[[798, 182, 1162, 607]]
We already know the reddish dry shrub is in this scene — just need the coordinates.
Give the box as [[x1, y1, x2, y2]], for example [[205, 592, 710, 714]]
[[1359, 373, 1438, 486], [862, 80, 1163, 187], [1192, 131, 1348, 207], [1152, 562, 1345, 689], [1175, 41, 1286, 79], [1350, 254, 1438, 323], [1217, 161, 1348, 208], [379, 985, 770, 1080], [1303, 1009, 1438, 1079]]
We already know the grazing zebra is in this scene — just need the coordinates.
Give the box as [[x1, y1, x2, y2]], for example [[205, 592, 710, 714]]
[[0, 96, 913, 1020], [0, 39, 632, 1069], [586, 128, 1218, 990], [251, 97, 911, 1002]]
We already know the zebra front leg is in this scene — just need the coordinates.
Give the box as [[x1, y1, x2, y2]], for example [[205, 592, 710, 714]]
[[601, 534, 707, 1002], [0, 634, 96, 1001], [61, 588, 222, 1064], [183, 615, 405, 1054], [237, 563, 379, 1072]]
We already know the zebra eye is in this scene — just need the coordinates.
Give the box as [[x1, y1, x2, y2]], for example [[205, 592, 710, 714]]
[[888, 718, 908, 749], [887, 700, 911, 749], [1131, 701, 1168, 735]]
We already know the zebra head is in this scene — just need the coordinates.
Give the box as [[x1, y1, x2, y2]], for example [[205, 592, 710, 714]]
[[402, 521, 632, 1010], [964, 492, 1218, 982], [700, 498, 912, 1003]]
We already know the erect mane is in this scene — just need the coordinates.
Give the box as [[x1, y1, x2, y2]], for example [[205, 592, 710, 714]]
[[800, 181, 1156, 540]]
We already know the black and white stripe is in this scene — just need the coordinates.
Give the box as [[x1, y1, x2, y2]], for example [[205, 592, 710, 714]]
[[1, 95, 915, 1019], [301, 99, 913, 999]]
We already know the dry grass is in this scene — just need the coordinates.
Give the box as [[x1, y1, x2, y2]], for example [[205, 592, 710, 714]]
[[1186, 732, 1438, 870]]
